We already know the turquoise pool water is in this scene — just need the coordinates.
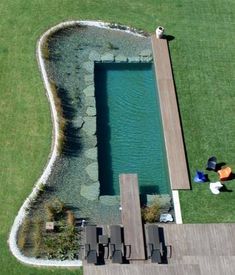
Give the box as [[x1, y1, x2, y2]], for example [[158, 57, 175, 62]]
[[95, 63, 170, 196]]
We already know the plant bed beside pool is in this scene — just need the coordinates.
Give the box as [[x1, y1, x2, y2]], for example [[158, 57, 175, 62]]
[[12, 21, 174, 261]]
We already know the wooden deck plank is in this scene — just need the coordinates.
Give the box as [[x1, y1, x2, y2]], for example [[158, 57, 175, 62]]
[[161, 224, 235, 258], [119, 174, 145, 260], [84, 264, 201, 275], [151, 36, 190, 190]]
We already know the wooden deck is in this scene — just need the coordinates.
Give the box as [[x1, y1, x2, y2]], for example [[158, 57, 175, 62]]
[[84, 223, 235, 275], [119, 174, 145, 260], [151, 36, 190, 190], [160, 223, 235, 274]]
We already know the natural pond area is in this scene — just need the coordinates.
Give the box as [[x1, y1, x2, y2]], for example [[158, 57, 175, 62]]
[[17, 23, 173, 260]]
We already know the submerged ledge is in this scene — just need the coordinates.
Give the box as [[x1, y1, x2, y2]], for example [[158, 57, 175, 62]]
[[8, 20, 151, 267]]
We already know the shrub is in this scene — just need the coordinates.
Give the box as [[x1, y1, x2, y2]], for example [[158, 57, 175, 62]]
[[44, 197, 65, 221], [51, 197, 65, 215], [141, 200, 161, 223]]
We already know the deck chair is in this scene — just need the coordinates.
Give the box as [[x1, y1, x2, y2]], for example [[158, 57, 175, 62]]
[[194, 170, 207, 183], [84, 225, 98, 264], [146, 224, 162, 263], [109, 225, 123, 264], [206, 156, 217, 171], [210, 181, 223, 195], [218, 167, 232, 181]]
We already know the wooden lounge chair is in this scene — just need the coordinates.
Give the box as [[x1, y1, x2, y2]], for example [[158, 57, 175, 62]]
[[109, 225, 123, 264], [146, 224, 163, 263], [84, 225, 98, 264]]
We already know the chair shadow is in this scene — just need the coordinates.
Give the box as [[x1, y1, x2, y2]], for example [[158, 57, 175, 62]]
[[163, 34, 175, 41], [204, 174, 210, 182], [220, 173, 235, 182], [158, 227, 168, 264], [227, 172, 235, 181], [220, 185, 233, 193], [215, 162, 226, 171]]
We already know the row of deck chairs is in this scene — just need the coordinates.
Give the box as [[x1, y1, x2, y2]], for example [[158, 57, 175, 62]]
[[85, 224, 169, 265], [84, 224, 124, 264]]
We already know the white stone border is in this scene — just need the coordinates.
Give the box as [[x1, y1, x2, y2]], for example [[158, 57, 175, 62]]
[[172, 190, 183, 224], [8, 20, 147, 267]]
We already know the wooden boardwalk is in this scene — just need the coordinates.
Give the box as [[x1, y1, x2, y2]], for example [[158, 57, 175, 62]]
[[119, 174, 145, 260], [84, 223, 235, 275], [151, 36, 190, 190]]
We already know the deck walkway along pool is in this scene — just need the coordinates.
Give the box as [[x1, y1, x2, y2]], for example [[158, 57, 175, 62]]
[[119, 174, 145, 261], [151, 36, 190, 190]]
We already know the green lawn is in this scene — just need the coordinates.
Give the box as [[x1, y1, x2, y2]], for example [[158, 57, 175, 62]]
[[1, 0, 235, 273]]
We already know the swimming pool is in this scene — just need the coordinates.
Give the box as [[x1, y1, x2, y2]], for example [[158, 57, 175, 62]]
[[95, 63, 170, 195]]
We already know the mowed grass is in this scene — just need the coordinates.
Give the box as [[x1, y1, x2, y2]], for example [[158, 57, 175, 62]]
[[171, 2, 235, 223], [0, 0, 235, 273]]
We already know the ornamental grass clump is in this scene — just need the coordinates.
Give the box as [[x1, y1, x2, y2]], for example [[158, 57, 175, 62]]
[[17, 217, 31, 250], [141, 199, 161, 223], [33, 218, 43, 258], [44, 202, 55, 221], [49, 80, 67, 155], [41, 39, 50, 60], [37, 182, 46, 194], [66, 210, 75, 227]]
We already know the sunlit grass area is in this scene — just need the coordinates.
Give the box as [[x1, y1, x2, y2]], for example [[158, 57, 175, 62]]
[[1, 0, 235, 273]]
